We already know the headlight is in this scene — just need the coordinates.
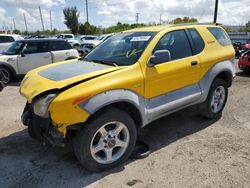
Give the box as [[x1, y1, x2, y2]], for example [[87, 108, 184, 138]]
[[33, 94, 57, 117]]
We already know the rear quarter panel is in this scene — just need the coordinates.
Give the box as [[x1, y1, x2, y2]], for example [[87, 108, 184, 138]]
[[195, 26, 235, 80]]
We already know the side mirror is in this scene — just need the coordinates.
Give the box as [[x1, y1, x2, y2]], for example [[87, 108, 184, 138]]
[[147, 50, 171, 67]]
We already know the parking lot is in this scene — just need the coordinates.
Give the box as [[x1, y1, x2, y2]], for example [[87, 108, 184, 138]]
[[0, 62, 250, 188]]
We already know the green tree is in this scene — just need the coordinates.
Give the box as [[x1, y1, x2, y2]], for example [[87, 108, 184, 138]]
[[63, 7, 79, 34], [78, 22, 101, 35], [244, 21, 250, 32], [171, 17, 198, 24], [13, 29, 21, 34], [104, 22, 146, 33]]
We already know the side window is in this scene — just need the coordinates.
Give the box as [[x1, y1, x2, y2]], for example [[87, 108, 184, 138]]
[[0, 36, 4, 43], [154, 30, 192, 61], [39, 42, 50, 53], [187, 29, 205, 54], [207, 27, 231, 46], [50, 41, 72, 51], [24, 42, 40, 54], [65, 35, 73, 39], [6, 36, 14, 42]]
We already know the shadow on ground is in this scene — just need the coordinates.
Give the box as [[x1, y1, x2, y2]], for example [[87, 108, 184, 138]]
[[0, 108, 219, 187], [236, 71, 250, 78], [7, 78, 22, 87]]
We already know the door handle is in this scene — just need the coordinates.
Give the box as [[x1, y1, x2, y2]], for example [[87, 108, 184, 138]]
[[191, 61, 198, 66]]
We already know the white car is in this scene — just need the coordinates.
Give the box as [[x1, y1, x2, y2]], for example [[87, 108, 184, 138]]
[[79, 34, 114, 55], [57, 34, 80, 50], [0, 39, 79, 83], [0, 34, 23, 52]]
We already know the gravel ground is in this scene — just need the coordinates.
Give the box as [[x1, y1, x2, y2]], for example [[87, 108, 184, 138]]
[[0, 62, 249, 188]]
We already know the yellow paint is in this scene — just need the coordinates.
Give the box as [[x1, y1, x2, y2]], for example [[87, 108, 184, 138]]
[[20, 24, 235, 136]]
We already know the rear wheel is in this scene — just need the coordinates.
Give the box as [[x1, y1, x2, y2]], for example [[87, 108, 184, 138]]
[[73, 108, 137, 172], [0, 66, 12, 84], [200, 78, 228, 119]]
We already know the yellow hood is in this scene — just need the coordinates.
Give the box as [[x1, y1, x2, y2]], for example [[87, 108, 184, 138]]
[[20, 60, 124, 103]]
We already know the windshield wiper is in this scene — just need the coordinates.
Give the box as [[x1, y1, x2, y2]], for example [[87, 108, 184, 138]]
[[91, 59, 118, 67]]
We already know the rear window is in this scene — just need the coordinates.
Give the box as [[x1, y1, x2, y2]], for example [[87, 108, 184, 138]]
[[207, 27, 231, 46], [50, 41, 72, 51]]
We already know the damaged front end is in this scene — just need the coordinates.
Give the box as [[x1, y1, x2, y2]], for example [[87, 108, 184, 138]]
[[22, 102, 65, 147]]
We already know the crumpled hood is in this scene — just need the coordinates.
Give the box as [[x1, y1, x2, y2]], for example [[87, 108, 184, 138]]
[[20, 60, 124, 103]]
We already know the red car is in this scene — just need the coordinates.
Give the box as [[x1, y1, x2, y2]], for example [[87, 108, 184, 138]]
[[238, 50, 250, 72]]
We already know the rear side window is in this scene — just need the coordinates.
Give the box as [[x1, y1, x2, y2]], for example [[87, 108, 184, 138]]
[[65, 35, 73, 39], [187, 29, 205, 54], [0, 36, 14, 43], [50, 41, 72, 51], [154, 30, 192, 61], [207, 27, 231, 46]]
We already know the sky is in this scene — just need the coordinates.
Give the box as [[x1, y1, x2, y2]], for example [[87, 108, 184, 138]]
[[0, 0, 249, 31]]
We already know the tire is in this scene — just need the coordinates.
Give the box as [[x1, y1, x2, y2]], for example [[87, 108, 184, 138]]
[[0, 66, 12, 84], [73, 44, 80, 50], [73, 108, 137, 172], [199, 78, 228, 119]]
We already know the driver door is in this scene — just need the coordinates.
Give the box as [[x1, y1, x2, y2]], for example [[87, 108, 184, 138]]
[[17, 41, 52, 74], [145, 29, 201, 99]]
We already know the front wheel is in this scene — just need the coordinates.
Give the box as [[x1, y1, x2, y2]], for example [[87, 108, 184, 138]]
[[200, 78, 228, 119], [0, 66, 12, 84], [73, 108, 137, 172]]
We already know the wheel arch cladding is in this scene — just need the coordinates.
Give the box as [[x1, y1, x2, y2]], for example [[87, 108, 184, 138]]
[[198, 60, 234, 103], [215, 71, 233, 87], [79, 89, 147, 127]]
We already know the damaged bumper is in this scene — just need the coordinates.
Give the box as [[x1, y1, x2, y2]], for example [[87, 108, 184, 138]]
[[21, 103, 65, 147]]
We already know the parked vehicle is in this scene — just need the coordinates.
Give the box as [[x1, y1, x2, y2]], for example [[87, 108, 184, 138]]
[[238, 50, 250, 72], [0, 34, 23, 52], [0, 39, 79, 83], [78, 35, 97, 42], [79, 33, 114, 56], [0, 71, 5, 92], [233, 42, 244, 58], [57, 34, 80, 50], [20, 23, 235, 172], [244, 39, 250, 49]]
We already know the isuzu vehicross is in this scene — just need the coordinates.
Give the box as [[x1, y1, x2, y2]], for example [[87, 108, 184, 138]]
[[20, 23, 235, 172]]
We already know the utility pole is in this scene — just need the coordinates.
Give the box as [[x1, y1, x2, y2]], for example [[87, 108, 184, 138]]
[[50, 10, 52, 31], [160, 14, 162, 25], [12, 18, 16, 30], [136, 13, 139, 24], [213, 0, 219, 23], [23, 13, 28, 32], [38, 6, 45, 31], [85, 0, 89, 23]]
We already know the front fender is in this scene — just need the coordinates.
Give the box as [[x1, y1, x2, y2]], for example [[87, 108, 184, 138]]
[[80, 89, 147, 125]]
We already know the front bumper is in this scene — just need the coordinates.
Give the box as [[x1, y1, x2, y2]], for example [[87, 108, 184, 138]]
[[21, 103, 65, 147]]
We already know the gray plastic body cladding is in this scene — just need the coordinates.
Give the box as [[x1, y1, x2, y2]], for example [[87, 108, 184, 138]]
[[197, 60, 235, 103], [80, 89, 148, 125], [80, 60, 234, 127]]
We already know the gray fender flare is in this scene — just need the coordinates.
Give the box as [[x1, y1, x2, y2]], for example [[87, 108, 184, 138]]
[[198, 60, 235, 103], [79, 89, 147, 125]]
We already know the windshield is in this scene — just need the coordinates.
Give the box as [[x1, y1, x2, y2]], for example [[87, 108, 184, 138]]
[[85, 32, 155, 66], [4, 41, 24, 55]]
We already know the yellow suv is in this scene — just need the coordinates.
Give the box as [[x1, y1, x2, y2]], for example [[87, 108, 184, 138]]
[[20, 23, 235, 172]]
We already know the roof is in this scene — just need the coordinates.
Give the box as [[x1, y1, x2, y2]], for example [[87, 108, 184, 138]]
[[0, 34, 21, 37], [17, 38, 66, 42], [125, 22, 220, 32]]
